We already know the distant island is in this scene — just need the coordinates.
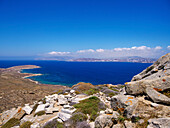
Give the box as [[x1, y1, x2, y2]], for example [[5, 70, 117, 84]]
[[68, 56, 156, 63]]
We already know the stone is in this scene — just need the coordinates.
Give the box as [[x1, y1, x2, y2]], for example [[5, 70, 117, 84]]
[[57, 118, 63, 123], [111, 95, 138, 111], [45, 108, 53, 114], [95, 114, 114, 128], [112, 111, 120, 119], [11, 126, 20, 128], [146, 87, 170, 105], [112, 124, 125, 128], [89, 122, 95, 128], [147, 118, 170, 128], [105, 108, 113, 114], [124, 120, 136, 128], [61, 108, 76, 114], [138, 119, 144, 124], [57, 112, 71, 122], [58, 95, 68, 105], [30, 122, 40, 128], [52, 107, 59, 112], [23, 105, 33, 115], [20, 115, 36, 125], [35, 104, 45, 114], [13, 107, 26, 120], [63, 105, 71, 109], [70, 90, 75, 93], [100, 110, 105, 115]]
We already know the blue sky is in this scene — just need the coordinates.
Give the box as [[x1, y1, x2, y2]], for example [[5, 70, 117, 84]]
[[0, 0, 170, 59]]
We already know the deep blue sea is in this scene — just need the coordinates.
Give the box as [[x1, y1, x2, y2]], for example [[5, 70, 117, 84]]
[[0, 60, 151, 87]]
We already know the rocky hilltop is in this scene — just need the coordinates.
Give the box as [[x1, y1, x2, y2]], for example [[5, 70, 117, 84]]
[[0, 53, 170, 128]]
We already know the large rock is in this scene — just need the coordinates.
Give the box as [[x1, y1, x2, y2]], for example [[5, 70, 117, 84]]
[[132, 53, 170, 81], [125, 53, 170, 96], [125, 76, 170, 95], [146, 87, 170, 105], [95, 114, 114, 128], [35, 104, 45, 114], [124, 96, 170, 119], [147, 118, 170, 128], [23, 104, 33, 115], [57, 112, 71, 122], [111, 95, 138, 112]]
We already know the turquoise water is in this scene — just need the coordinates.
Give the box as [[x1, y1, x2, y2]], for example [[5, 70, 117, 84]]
[[0, 60, 151, 87]]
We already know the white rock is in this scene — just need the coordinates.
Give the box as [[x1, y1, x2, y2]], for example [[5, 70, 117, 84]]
[[65, 94, 72, 98], [89, 122, 95, 128], [35, 104, 45, 114], [57, 112, 71, 121], [70, 90, 75, 93], [44, 103, 50, 108], [30, 122, 40, 128], [20, 115, 36, 125], [45, 108, 53, 114], [52, 107, 59, 112], [57, 118, 63, 123], [61, 108, 76, 114], [105, 108, 113, 114], [23, 105, 33, 115], [63, 105, 70, 109], [99, 110, 105, 115], [11, 126, 19, 128]]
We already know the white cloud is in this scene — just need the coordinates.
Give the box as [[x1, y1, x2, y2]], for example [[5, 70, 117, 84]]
[[96, 49, 104, 52], [77, 49, 95, 53], [155, 46, 162, 50], [48, 51, 70, 55], [167, 46, 170, 50], [44, 45, 167, 59]]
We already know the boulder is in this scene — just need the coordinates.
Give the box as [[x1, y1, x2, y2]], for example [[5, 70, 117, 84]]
[[111, 95, 138, 111], [112, 124, 125, 128], [146, 87, 170, 105], [20, 115, 35, 125], [35, 104, 45, 114], [30, 122, 40, 128], [124, 120, 136, 128], [131, 53, 170, 81], [147, 118, 170, 128], [95, 114, 114, 128], [58, 95, 68, 105], [125, 53, 170, 96], [125, 76, 170, 95], [61, 108, 76, 114], [23, 105, 33, 115], [57, 112, 71, 122], [112, 111, 120, 119]]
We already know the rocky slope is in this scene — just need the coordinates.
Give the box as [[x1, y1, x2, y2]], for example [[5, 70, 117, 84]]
[[0, 53, 170, 128]]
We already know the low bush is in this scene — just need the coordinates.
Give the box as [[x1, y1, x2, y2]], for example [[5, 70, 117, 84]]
[[74, 96, 105, 121], [84, 88, 99, 95], [2, 118, 20, 128], [71, 112, 88, 123], [43, 119, 63, 128], [20, 121, 32, 128]]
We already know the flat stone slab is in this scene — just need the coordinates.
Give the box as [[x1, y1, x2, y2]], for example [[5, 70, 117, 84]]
[[57, 112, 71, 122], [23, 105, 33, 115], [35, 104, 45, 114]]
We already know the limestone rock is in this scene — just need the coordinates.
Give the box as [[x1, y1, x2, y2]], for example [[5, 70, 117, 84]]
[[112, 111, 120, 119], [146, 87, 170, 105], [147, 118, 170, 128], [57, 112, 71, 122], [95, 114, 114, 128], [132, 53, 170, 81], [111, 95, 138, 111], [30, 122, 40, 128], [124, 120, 136, 128], [112, 124, 125, 128], [23, 105, 33, 115], [35, 104, 45, 114]]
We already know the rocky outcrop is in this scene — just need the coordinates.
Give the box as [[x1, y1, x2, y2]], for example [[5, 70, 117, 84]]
[[131, 53, 170, 81], [125, 53, 170, 106], [148, 118, 170, 128]]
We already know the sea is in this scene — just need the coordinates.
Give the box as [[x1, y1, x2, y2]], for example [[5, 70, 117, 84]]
[[0, 60, 152, 87]]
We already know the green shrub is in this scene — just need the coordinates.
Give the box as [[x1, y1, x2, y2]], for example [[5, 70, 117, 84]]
[[71, 112, 88, 123], [20, 121, 32, 128], [43, 119, 63, 128], [73, 96, 105, 121], [117, 116, 126, 123], [34, 110, 45, 117], [108, 92, 115, 97], [84, 88, 99, 95], [2, 118, 20, 128]]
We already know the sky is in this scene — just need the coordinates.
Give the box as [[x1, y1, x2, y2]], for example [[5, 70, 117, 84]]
[[0, 0, 170, 60]]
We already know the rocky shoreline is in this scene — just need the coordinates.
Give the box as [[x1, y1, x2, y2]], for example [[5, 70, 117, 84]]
[[0, 53, 170, 128]]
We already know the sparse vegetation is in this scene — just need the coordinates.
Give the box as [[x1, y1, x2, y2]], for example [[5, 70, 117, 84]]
[[32, 103, 39, 112], [20, 121, 32, 128], [34, 110, 45, 116], [2, 118, 20, 128], [43, 119, 64, 128], [108, 92, 115, 97], [84, 88, 99, 95], [73, 96, 105, 121], [70, 112, 88, 123]]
